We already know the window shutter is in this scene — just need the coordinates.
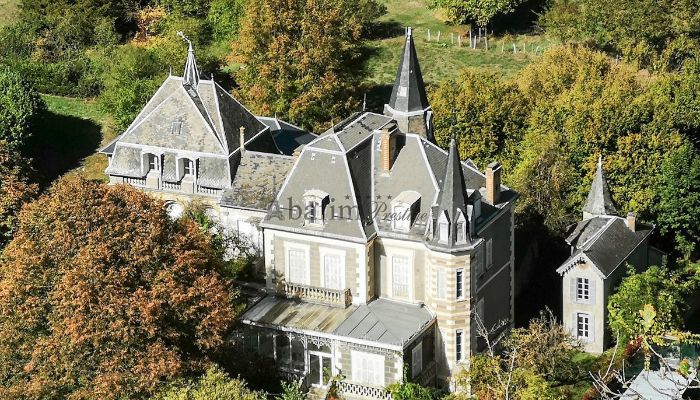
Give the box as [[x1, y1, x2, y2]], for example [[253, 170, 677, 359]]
[[570, 277, 577, 303], [589, 314, 595, 343], [589, 279, 596, 304], [177, 158, 185, 180], [571, 313, 577, 337]]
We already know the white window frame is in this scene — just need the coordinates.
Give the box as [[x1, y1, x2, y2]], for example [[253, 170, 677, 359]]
[[284, 243, 310, 285], [387, 250, 413, 300], [351, 350, 385, 387], [411, 341, 423, 378], [392, 203, 411, 232], [456, 268, 465, 300], [576, 277, 590, 303], [576, 312, 592, 342], [183, 158, 194, 176], [147, 153, 159, 172], [436, 268, 446, 299], [319, 247, 345, 290]]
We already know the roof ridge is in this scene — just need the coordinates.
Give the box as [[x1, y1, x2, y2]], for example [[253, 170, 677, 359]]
[[580, 216, 616, 251]]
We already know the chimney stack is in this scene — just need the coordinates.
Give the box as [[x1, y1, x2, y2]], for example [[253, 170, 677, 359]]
[[626, 212, 636, 232], [380, 126, 394, 172], [486, 162, 501, 205], [239, 127, 246, 153]]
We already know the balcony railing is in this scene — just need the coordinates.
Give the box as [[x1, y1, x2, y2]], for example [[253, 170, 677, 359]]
[[197, 185, 221, 196], [162, 181, 181, 191], [124, 176, 146, 186], [336, 381, 391, 400], [283, 282, 352, 308]]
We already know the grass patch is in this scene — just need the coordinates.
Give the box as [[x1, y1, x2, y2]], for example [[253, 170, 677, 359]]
[[31, 95, 116, 184], [0, 0, 19, 29], [366, 0, 553, 85]]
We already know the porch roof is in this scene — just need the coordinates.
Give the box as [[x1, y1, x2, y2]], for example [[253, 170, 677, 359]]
[[241, 296, 434, 348]]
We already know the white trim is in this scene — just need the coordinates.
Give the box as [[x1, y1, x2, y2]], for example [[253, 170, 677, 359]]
[[319, 246, 346, 290], [384, 103, 430, 117], [387, 248, 414, 302], [283, 243, 311, 285], [575, 311, 593, 342]]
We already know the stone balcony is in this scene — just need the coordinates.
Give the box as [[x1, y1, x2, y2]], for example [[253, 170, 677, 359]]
[[283, 282, 352, 308]]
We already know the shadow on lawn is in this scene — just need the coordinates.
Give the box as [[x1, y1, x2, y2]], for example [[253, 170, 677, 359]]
[[28, 110, 102, 187]]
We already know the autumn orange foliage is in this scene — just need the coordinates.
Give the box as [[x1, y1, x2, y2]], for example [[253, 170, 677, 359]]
[[0, 177, 238, 399]]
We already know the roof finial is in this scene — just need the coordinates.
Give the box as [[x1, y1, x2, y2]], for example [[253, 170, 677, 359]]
[[178, 31, 199, 88], [598, 153, 602, 169], [362, 92, 367, 112], [407, 26, 412, 38]]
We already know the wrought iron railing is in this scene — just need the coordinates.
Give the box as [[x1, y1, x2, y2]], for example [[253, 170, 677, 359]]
[[283, 282, 352, 308]]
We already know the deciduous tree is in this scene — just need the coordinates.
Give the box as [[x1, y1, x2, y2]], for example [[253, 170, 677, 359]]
[[230, 0, 385, 132], [0, 177, 239, 399], [0, 66, 46, 150]]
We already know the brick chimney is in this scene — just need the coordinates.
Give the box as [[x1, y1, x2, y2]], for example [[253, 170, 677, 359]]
[[485, 162, 501, 205], [380, 126, 394, 172], [626, 212, 636, 232], [239, 126, 246, 153]]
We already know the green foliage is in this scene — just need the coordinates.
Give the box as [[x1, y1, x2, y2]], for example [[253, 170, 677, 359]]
[[540, 0, 700, 71], [430, 69, 528, 172], [432, 0, 526, 27], [0, 66, 46, 149], [230, 0, 385, 132], [155, 366, 266, 400], [276, 380, 306, 400], [608, 266, 689, 345], [657, 143, 700, 259], [98, 45, 165, 130], [207, 0, 247, 40], [386, 380, 441, 400]]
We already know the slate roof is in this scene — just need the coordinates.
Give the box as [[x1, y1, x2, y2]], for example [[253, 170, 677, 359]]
[[388, 27, 429, 113], [262, 111, 517, 245], [558, 216, 653, 277], [583, 156, 617, 217], [221, 151, 294, 210], [621, 369, 691, 399], [258, 117, 318, 155], [242, 296, 434, 348]]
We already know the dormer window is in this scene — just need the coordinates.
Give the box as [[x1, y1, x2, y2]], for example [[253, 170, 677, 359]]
[[456, 221, 464, 242], [148, 154, 158, 171], [184, 159, 194, 176], [303, 189, 329, 227], [391, 191, 421, 233], [392, 204, 410, 231], [455, 210, 468, 244], [438, 212, 449, 244]]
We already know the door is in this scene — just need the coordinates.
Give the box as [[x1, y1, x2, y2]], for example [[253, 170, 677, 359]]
[[308, 352, 332, 387]]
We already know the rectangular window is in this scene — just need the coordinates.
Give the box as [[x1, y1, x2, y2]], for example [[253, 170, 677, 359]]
[[485, 239, 493, 269], [576, 278, 590, 302], [456, 222, 464, 242], [287, 249, 306, 284], [351, 351, 384, 386], [436, 269, 446, 299], [323, 254, 343, 290], [148, 154, 159, 171], [392, 205, 410, 231], [391, 255, 410, 298], [183, 159, 194, 176], [576, 313, 590, 341], [456, 269, 464, 299], [411, 341, 423, 378], [455, 330, 463, 362], [171, 121, 182, 135]]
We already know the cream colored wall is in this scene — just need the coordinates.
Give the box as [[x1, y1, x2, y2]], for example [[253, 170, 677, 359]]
[[264, 229, 368, 304], [562, 262, 606, 354]]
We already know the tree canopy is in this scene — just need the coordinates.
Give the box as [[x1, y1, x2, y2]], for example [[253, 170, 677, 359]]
[[229, 0, 385, 132], [0, 66, 46, 150], [432, 0, 526, 27], [155, 367, 265, 400], [0, 177, 239, 399]]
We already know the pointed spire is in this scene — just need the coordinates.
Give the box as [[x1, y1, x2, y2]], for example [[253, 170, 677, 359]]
[[438, 138, 470, 220], [388, 27, 429, 113], [178, 32, 199, 88], [582, 154, 617, 219]]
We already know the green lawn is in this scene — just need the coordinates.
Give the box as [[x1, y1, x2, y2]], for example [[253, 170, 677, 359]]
[[0, 0, 19, 29], [366, 0, 553, 85], [32, 95, 115, 184]]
